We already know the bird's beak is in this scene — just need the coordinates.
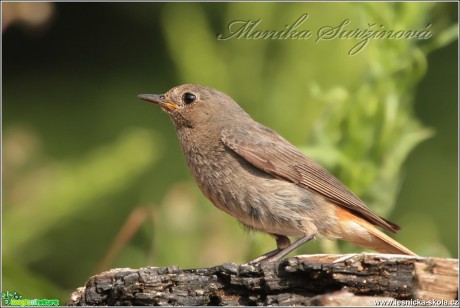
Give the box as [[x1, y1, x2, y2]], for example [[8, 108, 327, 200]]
[[137, 94, 179, 112]]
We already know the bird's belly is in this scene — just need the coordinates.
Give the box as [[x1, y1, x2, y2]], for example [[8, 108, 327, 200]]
[[186, 148, 336, 237]]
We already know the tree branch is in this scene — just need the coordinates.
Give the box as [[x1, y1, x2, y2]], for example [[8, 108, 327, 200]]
[[68, 254, 458, 306]]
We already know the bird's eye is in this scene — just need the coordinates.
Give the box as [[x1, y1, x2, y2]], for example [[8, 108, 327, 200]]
[[183, 92, 196, 105]]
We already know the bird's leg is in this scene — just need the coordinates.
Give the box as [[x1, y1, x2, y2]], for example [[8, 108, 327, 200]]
[[266, 234, 314, 262], [275, 234, 292, 250], [247, 234, 291, 264], [249, 234, 314, 264]]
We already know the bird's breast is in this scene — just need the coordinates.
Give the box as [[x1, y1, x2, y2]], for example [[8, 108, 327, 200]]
[[176, 130, 337, 237]]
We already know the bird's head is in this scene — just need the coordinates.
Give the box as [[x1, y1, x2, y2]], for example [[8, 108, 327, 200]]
[[138, 84, 248, 129]]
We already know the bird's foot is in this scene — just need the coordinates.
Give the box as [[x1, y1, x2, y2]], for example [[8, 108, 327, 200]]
[[245, 249, 280, 265], [332, 253, 362, 264]]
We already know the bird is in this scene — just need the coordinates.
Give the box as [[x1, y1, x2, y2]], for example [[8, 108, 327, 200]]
[[138, 84, 416, 262]]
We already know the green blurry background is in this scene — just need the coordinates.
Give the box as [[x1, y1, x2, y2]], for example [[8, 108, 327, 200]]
[[2, 2, 458, 304]]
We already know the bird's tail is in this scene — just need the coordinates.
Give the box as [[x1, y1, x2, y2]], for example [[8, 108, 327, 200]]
[[333, 206, 417, 256]]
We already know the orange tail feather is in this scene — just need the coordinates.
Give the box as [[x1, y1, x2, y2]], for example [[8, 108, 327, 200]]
[[334, 206, 416, 256]]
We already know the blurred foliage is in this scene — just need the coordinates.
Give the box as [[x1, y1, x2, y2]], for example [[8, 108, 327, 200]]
[[2, 2, 458, 304]]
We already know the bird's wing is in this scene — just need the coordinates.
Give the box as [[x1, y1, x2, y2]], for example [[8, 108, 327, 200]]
[[221, 124, 399, 233]]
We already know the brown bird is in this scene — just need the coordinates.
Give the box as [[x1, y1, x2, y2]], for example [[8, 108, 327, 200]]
[[138, 84, 416, 262]]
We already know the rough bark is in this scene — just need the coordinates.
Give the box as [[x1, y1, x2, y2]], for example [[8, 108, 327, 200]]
[[68, 254, 458, 306]]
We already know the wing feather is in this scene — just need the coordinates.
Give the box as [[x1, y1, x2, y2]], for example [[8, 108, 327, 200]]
[[221, 125, 399, 233]]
